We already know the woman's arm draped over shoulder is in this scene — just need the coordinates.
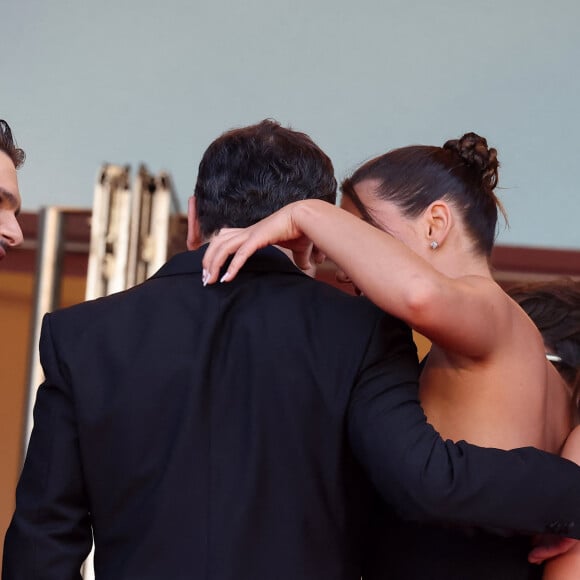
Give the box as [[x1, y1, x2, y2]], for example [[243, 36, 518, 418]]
[[203, 199, 503, 358]]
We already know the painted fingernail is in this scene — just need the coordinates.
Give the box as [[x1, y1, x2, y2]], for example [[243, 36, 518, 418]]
[[220, 271, 230, 283], [202, 269, 209, 286]]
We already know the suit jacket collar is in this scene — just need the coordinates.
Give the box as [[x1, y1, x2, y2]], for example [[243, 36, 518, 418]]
[[151, 245, 307, 280]]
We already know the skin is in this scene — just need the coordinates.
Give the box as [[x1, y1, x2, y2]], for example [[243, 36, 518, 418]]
[[0, 150, 23, 260], [202, 181, 579, 572]]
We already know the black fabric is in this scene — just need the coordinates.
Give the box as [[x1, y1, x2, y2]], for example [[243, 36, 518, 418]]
[[364, 503, 543, 579], [5, 246, 580, 580]]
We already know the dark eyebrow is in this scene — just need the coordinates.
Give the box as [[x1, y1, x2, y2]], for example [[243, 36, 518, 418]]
[[0, 186, 21, 216]]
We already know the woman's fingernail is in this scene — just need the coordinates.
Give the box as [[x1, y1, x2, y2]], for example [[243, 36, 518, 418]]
[[202, 269, 209, 286], [220, 271, 230, 283]]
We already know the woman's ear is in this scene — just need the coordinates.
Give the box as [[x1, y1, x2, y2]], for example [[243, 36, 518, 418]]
[[187, 196, 203, 250], [424, 200, 453, 249]]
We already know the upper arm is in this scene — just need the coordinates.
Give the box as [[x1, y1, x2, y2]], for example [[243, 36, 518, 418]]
[[282, 200, 507, 359], [3, 314, 92, 579], [405, 275, 509, 359]]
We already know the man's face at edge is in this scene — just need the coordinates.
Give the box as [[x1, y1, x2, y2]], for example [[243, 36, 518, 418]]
[[0, 150, 23, 261]]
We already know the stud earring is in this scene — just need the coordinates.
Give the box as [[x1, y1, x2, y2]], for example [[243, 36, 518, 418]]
[[430, 241, 439, 250]]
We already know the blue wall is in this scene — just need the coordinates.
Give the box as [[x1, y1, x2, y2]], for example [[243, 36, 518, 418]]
[[3, 0, 579, 248]]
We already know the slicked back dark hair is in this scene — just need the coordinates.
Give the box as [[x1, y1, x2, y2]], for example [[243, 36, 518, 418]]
[[194, 119, 337, 239], [341, 133, 505, 257], [0, 120, 25, 169]]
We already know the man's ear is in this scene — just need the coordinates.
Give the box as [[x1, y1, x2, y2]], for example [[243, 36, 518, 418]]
[[187, 196, 203, 250], [425, 200, 453, 248]]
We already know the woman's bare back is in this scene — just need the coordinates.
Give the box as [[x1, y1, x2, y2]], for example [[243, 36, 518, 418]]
[[419, 287, 572, 453]]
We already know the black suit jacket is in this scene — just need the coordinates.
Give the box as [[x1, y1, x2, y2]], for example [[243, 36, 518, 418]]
[[4, 247, 580, 580]]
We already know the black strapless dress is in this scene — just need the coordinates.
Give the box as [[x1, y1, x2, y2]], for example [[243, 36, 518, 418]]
[[363, 506, 544, 580], [363, 355, 544, 579]]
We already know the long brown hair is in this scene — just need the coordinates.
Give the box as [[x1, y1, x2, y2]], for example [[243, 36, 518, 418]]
[[508, 279, 580, 421]]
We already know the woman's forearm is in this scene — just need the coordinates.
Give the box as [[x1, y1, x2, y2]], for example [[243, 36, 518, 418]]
[[290, 200, 503, 357], [292, 200, 449, 327]]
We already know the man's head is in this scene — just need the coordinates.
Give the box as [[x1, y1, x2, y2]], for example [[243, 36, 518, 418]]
[[0, 120, 24, 260], [188, 119, 336, 248]]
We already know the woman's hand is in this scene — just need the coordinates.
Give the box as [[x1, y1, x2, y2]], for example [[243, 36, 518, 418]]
[[202, 202, 317, 285], [528, 535, 577, 565]]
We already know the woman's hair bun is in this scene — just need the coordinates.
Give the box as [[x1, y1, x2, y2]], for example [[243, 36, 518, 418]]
[[443, 132, 499, 190]]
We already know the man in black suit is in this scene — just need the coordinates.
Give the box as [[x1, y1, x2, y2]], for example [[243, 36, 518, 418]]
[[4, 119, 580, 579]]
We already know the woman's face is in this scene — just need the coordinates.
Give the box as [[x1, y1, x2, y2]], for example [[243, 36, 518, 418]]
[[0, 151, 23, 261], [335, 179, 429, 291], [341, 178, 428, 259]]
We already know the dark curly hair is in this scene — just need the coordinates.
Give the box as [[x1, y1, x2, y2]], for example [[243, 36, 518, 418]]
[[341, 132, 506, 257], [194, 119, 337, 239], [0, 120, 25, 169], [508, 279, 580, 420]]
